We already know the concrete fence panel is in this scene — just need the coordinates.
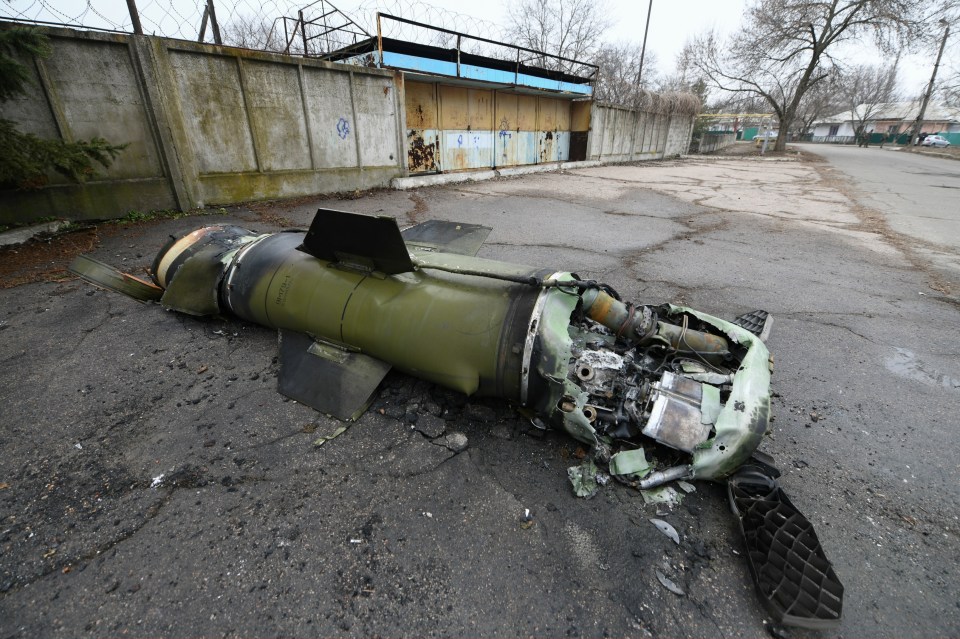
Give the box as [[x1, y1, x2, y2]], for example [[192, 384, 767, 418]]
[[0, 23, 405, 225], [587, 104, 693, 164]]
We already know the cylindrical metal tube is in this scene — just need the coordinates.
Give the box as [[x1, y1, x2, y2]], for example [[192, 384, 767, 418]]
[[656, 322, 730, 359], [212, 231, 546, 399]]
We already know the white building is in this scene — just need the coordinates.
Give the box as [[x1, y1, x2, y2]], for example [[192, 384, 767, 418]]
[[811, 101, 960, 143]]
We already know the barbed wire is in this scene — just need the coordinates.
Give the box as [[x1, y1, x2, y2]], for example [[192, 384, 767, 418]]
[[0, 0, 512, 50]]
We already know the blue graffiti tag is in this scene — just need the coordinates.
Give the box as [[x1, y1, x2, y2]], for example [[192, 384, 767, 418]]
[[336, 117, 350, 139], [457, 134, 463, 147]]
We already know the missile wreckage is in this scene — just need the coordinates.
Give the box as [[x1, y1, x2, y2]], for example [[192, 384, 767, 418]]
[[70, 208, 843, 629]]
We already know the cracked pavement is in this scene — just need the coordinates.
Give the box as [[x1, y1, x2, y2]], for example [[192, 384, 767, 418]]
[[2, 148, 959, 637]]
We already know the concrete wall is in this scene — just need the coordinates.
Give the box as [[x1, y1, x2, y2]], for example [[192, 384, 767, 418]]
[[696, 132, 737, 153], [588, 104, 695, 163], [0, 23, 405, 225]]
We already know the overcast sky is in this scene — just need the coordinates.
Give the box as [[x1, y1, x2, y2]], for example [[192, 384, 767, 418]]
[[415, 0, 941, 97], [5, 0, 947, 97]]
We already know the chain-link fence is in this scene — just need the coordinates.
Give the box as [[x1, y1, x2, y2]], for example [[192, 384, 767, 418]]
[[0, 0, 511, 54]]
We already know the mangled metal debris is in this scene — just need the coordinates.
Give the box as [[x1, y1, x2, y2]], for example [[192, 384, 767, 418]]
[[649, 518, 680, 545], [69, 207, 842, 629]]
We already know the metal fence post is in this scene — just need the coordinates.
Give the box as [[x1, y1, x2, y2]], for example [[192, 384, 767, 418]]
[[207, 0, 222, 45], [126, 0, 143, 35]]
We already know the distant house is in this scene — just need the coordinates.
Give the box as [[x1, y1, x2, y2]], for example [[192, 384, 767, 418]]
[[810, 101, 960, 143]]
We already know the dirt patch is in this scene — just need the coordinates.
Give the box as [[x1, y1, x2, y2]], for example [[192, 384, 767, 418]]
[[407, 193, 429, 225], [898, 145, 960, 162], [0, 228, 99, 288], [702, 141, 805, 158]]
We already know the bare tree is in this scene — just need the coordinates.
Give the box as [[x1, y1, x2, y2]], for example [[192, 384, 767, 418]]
[[506, 0, 612, 71], [791, 71, 844, 136], [593, 43, 658, 105], [221, 14, 287, 53], [837, 61, 900, 144], [687, 0, 928, 151]]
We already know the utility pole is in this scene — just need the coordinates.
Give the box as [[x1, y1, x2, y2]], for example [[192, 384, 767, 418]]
[[910, 19, 950, 147], [636, 0, 653, 86]]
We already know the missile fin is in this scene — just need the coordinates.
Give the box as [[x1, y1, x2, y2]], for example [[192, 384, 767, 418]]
[[401, 220, 493, 257], [68, 255, 163, 303], [300, 208, 414, 274], [277, 329, 391, 422]]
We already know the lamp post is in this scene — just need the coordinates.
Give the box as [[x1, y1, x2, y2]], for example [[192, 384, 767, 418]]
[[910, 19, 950, 147]]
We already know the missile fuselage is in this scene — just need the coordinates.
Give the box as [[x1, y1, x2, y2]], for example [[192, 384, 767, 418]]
[[73, 209, 774, 486]]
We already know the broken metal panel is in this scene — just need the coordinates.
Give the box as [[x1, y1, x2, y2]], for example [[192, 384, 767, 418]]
[[728, 467, 844, 629], [677, 306, 772, 481]]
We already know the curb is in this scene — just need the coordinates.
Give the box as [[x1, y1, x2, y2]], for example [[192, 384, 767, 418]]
[[391, 160, 603, 190]]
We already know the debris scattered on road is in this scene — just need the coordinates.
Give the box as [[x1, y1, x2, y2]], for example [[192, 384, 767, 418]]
[[655, 569, 685, 596], [642, 486, 683, 507], [609, 448, 652, 478], [649, 518, 680, 545], [313, 424, 349, 447], [677, 480, 696, 494], [568, 458, 600, 498]]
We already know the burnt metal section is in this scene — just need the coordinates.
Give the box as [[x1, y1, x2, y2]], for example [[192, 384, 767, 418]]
[[401, 219, 492, 257], [277, 329, 391, 421], [728, 467, 844, 629], [300, 208, 414, 275], [407, 129, 439, 173]]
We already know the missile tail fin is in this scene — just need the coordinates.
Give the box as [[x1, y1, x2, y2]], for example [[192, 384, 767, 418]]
[[300, 208, 414, 274], [277, 329, 391, 421], [401, 219, 492, 257]]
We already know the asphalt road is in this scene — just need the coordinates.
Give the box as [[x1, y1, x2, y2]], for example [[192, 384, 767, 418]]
[[799, 143, 960, 281], [1, 151, 959, 637]]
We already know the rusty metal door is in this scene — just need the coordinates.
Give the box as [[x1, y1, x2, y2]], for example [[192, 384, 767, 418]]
[[405, 80, 439, 173]]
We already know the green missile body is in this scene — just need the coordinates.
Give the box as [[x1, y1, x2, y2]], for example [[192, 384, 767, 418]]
[[71, 208, 774, 486], [71, 208, 847, 629]]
